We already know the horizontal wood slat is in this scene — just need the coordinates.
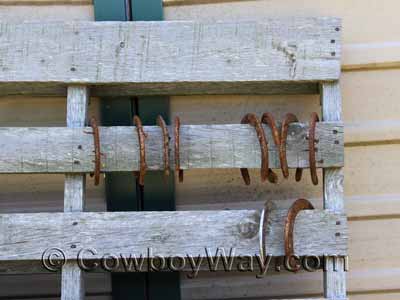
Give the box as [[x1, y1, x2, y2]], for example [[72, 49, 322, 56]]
[[0, 18, 340, 96], [0, 122, 343, 173], [0, 209, 347, 270]]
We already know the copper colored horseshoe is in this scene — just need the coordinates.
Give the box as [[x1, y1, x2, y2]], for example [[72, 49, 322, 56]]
[[261, 112, 279, 183], [240, 113, 269, 185], [134, 115, 147, 186], [309, 112, 319, 185], [284, 198, 314, 272], [88, 117, 101, 186], [174, 116, 183, 182], [280, 113, 302, 179], [157, 115, 170, 176]]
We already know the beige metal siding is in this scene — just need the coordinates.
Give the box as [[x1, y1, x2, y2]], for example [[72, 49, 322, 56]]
[[0, 0, 398, 299]]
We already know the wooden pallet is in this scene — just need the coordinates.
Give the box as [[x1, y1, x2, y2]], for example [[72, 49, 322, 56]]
[[0, 18, 346, 300]]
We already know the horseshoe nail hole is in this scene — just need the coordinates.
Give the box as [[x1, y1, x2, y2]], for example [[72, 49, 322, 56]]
[[77, 145, 82, 150], [331, 52, 336, 57], [70, 67, 76, 72], [319, 159, 324, 164], [333, 130, 338, 134], [335, 232, 341, 237], [334, 140, 340, 144], [335, 27, 340, 32], [120, 42, 125, 48], [314, 139, 319, 144], [336, 221, 341, 225], [331, 39, 336, 43], [71, 244, 77, 249], [74, 160, 80, 165], [72, 222, 78, 226]]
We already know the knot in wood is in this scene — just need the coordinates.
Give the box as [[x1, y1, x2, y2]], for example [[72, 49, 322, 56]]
[[237, 221, 258, 239]]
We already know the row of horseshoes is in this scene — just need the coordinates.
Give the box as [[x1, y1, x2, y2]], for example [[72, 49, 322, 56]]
[[86, 112, 320, 187], [86, 117, 317, 267]]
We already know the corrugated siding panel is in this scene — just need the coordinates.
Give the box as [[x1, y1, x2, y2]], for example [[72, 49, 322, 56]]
[[0, 0, 398, 299]]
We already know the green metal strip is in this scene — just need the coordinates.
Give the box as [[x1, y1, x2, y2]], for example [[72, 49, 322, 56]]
[[132, 1, 181, 297], [131, 0, 163, 21], [94, 0, 180, 299], [94, 2, 146, 300], [93, 0, 128, 21]]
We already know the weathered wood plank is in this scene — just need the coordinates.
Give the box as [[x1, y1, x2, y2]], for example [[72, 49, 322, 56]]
[[0, 122, 343, 173], [0, 209, 347, 264], [0, 19, 340, 96], [62, 86, 88, 300], [321, 82, 346, 300]]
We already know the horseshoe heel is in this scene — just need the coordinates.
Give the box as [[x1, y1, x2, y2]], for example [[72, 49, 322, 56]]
[[134, 115, 147, 186], [240, 113, 269, 185]]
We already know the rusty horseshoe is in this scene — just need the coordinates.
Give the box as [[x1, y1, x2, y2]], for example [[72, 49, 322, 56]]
[[290, 112, 319, 184], [240, 113, 269, 185], [261, 112, 279, 184], [86, 117, 101, 186], [133, 115, 147, 186], [308, 112, 319, 185], [284, 198, 314, 271], [174, 116, 183, 182], [157, 115, 170, 177], [280, 113, 302, 180]]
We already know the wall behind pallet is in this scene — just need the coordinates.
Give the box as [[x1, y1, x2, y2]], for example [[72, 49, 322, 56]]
[[0, 0, 399, 300]]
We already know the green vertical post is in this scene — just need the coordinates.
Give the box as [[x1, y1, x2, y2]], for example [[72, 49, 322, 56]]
[[94, 0, 180, 299], [94, 1, 146, 300], [131, 1, 181, 299]]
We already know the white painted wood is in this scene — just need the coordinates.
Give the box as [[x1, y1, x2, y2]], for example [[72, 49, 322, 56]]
[[0, 19, 340, 96], [61, 85, 88, 300], [0, 209, 347, 265], [0, 122, 343, 173], [321, 82, 346, 300]]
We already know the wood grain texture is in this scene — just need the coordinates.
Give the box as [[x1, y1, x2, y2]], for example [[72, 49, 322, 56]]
[[0, 209, 347, 264], [321, 82, 346, 300], [0, 19, 340, 96], [62, 86, 88, 300], [0, 122, 343, 173]]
